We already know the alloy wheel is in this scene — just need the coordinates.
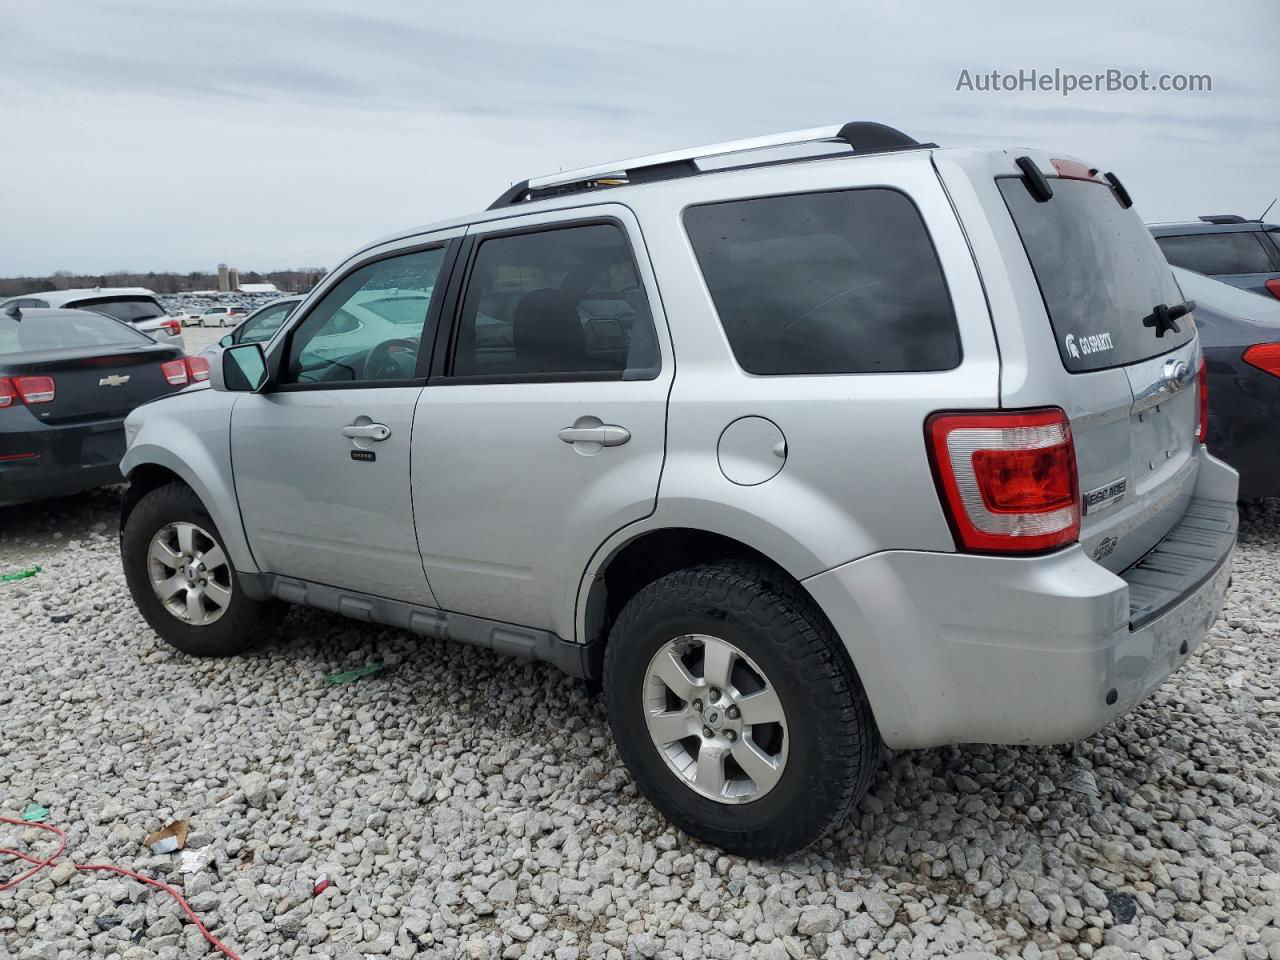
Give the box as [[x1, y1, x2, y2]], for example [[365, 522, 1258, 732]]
[[147, 521, 233, 626], [643, 634, 788, 803]]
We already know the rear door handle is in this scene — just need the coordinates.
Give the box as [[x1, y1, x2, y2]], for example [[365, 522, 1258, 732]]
[[558, 423, 630, 447], [342, 422, 391, 441]]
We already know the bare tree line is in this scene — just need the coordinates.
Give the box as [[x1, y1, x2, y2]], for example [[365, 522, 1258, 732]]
[[0, 268, 328, 298]]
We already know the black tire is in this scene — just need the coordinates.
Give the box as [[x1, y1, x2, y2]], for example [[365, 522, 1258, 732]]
[[121, 482, 278, 656], [604, 560, 879, 857]]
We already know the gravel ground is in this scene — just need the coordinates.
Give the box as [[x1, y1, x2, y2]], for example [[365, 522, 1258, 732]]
[[1, 495, 1278, 960], [182, 323, 234, 355]]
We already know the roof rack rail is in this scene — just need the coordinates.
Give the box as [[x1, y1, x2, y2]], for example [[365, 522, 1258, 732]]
[[488, 121, 933, 209], [1199, 214, 1248, 224]]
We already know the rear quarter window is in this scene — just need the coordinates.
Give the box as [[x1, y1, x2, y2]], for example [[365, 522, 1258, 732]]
[[683, 188, 961, 375], [999, 177, 1194, 372]]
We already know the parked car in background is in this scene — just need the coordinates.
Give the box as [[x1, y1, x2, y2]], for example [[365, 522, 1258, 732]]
[[0, 304, 206, 506], [118, 123, 1237, 856], [198, 297, 302, 362], [174, 310, 203, 327], [0, 288, 186, 349], [198, 305, 251, 327], [1151, 216, 1280, 299], [1171, 266, 1280, 499]]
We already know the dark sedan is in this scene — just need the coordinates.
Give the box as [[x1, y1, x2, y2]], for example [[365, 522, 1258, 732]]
[[1, 305, 208, 506], [1173, 266, 1280, 500]]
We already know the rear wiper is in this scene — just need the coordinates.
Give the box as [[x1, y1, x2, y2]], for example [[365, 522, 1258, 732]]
[[1142, 300, 1195, 338]]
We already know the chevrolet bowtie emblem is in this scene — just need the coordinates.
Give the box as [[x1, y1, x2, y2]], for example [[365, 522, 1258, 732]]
[[99, 374, 131, 387]]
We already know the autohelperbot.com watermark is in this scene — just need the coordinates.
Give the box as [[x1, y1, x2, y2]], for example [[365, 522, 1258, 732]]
[[955, 68, 1212, 97]]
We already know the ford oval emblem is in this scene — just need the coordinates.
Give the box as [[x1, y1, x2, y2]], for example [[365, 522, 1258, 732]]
[[1162, 359, 1191, 391]]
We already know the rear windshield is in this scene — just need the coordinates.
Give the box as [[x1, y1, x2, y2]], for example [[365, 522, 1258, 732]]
[[0, 312, 151, 355], [71, 296, 167, 324], [1155, 231, 1279, 276], [999, 177, 1194, 372], [684, 188, 961, 375]]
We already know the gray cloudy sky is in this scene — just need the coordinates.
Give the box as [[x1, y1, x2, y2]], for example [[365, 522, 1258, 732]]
[[2, 0, 1277, 276]]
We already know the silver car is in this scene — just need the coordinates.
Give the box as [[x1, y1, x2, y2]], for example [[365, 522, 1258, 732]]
[[1, 287, 186, 350], [118, 122, 1237, 856]]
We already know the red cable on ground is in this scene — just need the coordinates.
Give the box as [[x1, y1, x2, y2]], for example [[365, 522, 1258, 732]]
[[0, 816, 243, 960]]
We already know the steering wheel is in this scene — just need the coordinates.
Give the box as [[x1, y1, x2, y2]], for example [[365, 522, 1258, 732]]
[[363, 338, 419, 380]]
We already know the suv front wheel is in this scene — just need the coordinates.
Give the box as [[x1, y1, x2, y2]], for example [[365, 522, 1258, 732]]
[[122, 482, 276, 656], [604, 561, 879, 857]]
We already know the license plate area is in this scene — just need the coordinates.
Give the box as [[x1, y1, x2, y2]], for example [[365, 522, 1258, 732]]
[[80, 429, 125, 466]]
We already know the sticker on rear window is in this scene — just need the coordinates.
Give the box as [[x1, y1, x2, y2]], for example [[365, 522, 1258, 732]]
[[1065, 331, 1114, 359]]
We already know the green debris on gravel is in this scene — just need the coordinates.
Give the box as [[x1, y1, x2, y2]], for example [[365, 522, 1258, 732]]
[[0, 565, 41, 583], [20, 803, 50, 822], [324, 663, 384, 686]]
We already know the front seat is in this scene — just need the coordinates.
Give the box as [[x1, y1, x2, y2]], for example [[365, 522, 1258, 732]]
[[511, 288, 589, 374]]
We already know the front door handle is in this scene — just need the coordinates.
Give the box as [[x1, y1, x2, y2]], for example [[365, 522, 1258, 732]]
[[558, 423, 630, 447], [342, 422, 391, 441]]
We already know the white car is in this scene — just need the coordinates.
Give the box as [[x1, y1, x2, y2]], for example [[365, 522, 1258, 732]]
[[198, 306, 251, 327], [199, 291, 431, 373], [0, 288, 185, 349]]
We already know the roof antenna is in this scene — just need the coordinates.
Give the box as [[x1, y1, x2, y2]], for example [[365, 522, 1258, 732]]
[[1258, 198, 1276, 222]]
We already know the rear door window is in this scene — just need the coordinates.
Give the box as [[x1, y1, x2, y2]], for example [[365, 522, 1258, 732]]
[[683, 189, 960, 375], [999, 178, 1194, 372], [448, 222, 659, 381], [1155, 231, 1279, 275]]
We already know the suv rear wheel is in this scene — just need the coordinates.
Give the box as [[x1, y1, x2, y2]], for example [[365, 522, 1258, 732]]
[[604, 561, 878, 856], [122, 482, 277, 656]]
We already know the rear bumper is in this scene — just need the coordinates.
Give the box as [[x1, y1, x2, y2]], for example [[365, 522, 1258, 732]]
[[805, 454, 1238, 750], [0, 413, 127, 506]]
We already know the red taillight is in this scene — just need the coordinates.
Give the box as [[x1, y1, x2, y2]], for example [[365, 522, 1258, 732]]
[[161, 318, 182, 337], [1264, 279, 1280, 301], [14, 376, 55, 404], [0, 379, 15, 408], [927, 408, 1080, 554], [1196, 358, 1210, 444], [1243, 342, 1280, 378], [160, 359, 189, 386], [185, 356, 210, 382]]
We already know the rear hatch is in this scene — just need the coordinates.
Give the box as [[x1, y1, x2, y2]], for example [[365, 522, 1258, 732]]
[[992, 160, 1200, 572]]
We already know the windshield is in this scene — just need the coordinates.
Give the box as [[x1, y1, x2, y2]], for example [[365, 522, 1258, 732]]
[[999, 177, 1195, 372], [0, 311, 151, 354], [70, 296, 167, 324]]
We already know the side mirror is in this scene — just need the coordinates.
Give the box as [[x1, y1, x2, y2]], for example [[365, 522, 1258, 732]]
[[210, 342, 269, 393], [218, 334, 233, 348]]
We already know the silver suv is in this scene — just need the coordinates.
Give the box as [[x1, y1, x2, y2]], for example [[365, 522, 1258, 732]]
[[119, 122, 1238, 856]]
